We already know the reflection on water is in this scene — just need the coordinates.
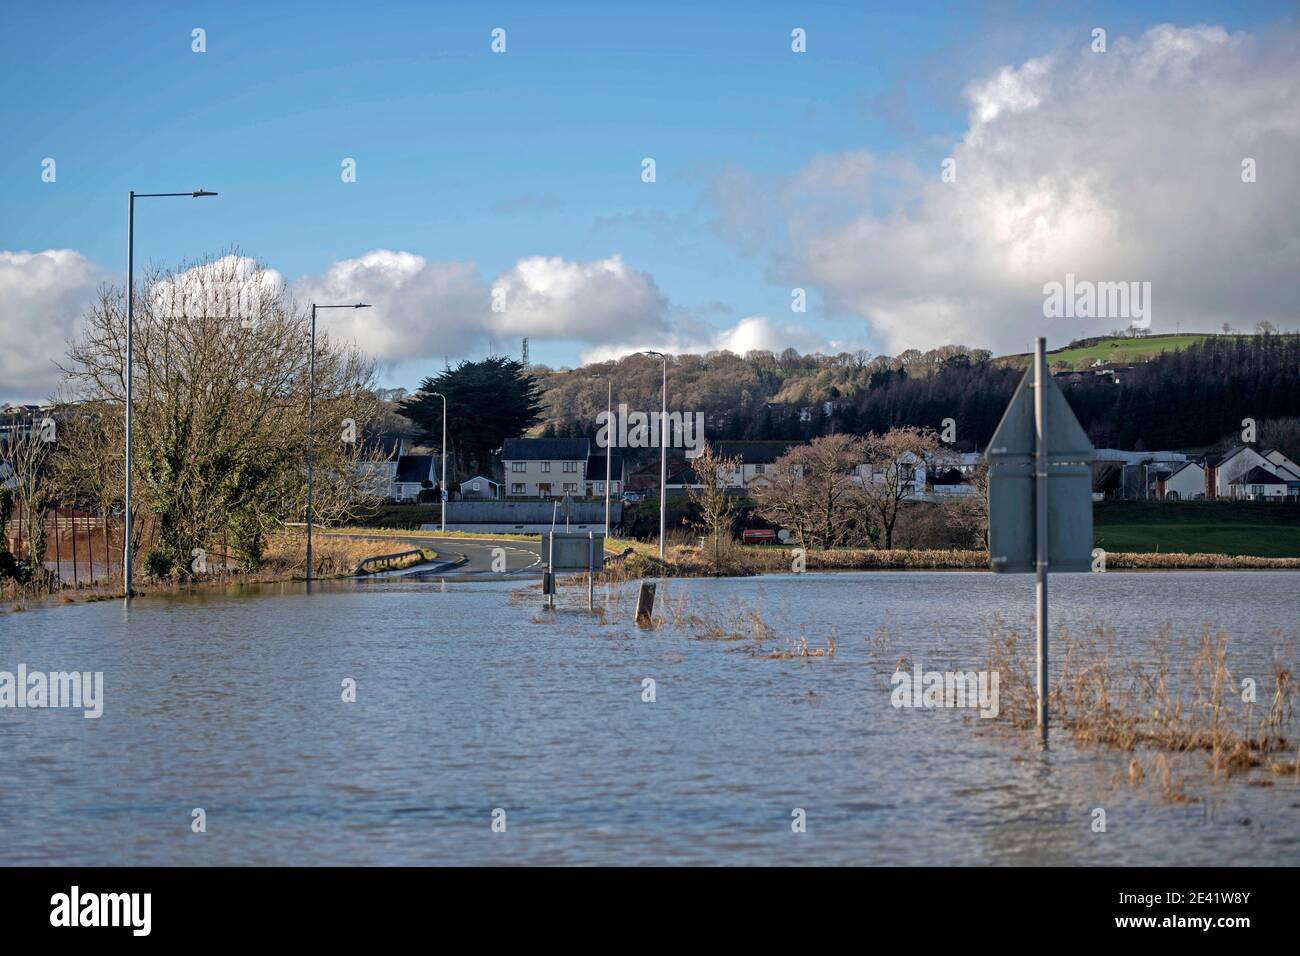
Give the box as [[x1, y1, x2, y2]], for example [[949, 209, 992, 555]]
[[1, 571, 1296, 865]]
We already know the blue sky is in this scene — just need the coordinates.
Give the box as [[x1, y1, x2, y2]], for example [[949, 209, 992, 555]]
[[2, 1, 1298, 400]]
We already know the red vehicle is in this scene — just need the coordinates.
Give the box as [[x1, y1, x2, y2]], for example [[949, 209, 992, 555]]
[[741, 528, 778, 546]]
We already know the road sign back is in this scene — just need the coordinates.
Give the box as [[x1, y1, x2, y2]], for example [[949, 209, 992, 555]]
[[986, 367, 1094, 572]]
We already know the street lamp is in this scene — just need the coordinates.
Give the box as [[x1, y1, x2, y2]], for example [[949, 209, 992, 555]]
[[592, 374, 613, 540], [124, 188, 217, 598], [643, 350, 668, 558], [306, 302, 370, 584], [431, 391, 447, 533]]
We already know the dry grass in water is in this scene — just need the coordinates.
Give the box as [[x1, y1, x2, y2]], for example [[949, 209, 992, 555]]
[[984, 617, 1299, 798]]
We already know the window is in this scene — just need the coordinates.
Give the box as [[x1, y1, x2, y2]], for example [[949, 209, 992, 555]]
[[754, 463, 765, 475], [511, 483, 525, 495], [563, 461, 578, 473], [469, 482, 480, 492], [595, 482, 605, 492], [541, 462, 551, 473], [511, 461, 526, 473], [563, 482, 578, 493]]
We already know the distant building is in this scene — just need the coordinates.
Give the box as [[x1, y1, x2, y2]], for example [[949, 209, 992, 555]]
[[459, 475, 500, 500], [1229, 466, 1289, 501], [930, 466, 975, 496], [353, 433, 408, 498], [1156, 460, 1206, 500], [502, 438, 590, 498], [583, 453, 625, 498], [1204, 446, 1272, 499], [712, 441, 801, 489], [393, 454, 438, 501], [1263, 449, 1300, 483]]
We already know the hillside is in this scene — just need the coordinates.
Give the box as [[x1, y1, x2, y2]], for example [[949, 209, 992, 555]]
[[522, 333, 1300, 458], [997, 333, 1214, 370]]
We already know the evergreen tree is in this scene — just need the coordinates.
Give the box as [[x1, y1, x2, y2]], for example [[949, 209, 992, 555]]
[[401, 357, 543, 476]]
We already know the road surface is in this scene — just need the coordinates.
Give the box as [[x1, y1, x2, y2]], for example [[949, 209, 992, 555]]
[[326, 532, 545, 576]]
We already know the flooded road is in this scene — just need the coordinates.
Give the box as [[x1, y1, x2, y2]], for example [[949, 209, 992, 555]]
[[1, 570, 1297, 865]]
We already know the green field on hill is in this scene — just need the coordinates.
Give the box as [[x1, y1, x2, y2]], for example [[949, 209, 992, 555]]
[[1094, 500, 1300, 557], [1000, 333, 1214, 370]]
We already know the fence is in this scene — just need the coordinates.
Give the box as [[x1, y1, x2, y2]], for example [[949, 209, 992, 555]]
[[2, 505, 162, 588]]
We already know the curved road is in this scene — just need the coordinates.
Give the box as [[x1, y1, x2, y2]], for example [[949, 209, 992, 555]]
[[327, 532, 545, 576]]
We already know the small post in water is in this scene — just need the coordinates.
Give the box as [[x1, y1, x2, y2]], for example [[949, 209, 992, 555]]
[[635, 581, 656, 625]]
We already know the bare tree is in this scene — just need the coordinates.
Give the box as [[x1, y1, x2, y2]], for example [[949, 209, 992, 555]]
[[851, 426, 944, 549], [941, 460, 990, 550], [60, 253, 383, 577], [685, 442, 742, 572], [752, 434, 862, 549]]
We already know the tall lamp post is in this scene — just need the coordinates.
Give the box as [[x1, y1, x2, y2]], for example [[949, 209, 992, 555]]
[[124, 188, 217, 598], [431, 391, 447, 533], [592, 374, 613, 539], [643, 350, 668, 558], [306, 302, 370, 584]]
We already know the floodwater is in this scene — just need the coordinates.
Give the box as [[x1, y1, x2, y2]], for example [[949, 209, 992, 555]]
[[1, 570, 1297, 865]]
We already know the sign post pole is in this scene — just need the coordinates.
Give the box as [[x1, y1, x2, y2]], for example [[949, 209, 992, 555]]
[[987, 335, 1093, 745], [1033, 337, 1049, 743]]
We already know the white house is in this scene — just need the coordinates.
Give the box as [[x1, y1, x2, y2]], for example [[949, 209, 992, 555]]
[[1158, 461, 1206, 500], [853, 450, 927, 499], [712, 441, 802, 490], [1228, 466, 1290, 501], [1263, 449, 1300, 482], [392, 454, 440, 501], [351, 434, 407, 499], [1206, 446, 1274, 498], [502, 438, 589, 498]]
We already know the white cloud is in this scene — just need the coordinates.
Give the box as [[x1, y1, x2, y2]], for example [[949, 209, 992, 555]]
[[291, 250, 488, 362], [730, 23, 1300, 354], [0, 250, 109, 402], [292, 250, 671, 363], [488, 254, 669, 342]]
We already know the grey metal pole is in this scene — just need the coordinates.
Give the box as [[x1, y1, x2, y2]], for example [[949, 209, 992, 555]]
[[124, 192, 135, 597], [436, 392, 447, 533], [1033, 336, 1049, 743], [604, 378, 611, 539], [658, 356, 666, 557], [306, 304, 316, 584]]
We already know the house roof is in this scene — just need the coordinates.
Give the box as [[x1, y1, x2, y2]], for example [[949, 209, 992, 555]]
[[502, 437, 589, 461], [394, 454, 435, 483], [1230, 465, 1287, 485], [359, 432, 406, 459], [714, 440, 802, 464], [585, 453, 623, 476], [1167, 460, 1203, 478], [1262, 449, 1300, 480], [1205, 445, 1254, 468], [462, 475, 499, 486]]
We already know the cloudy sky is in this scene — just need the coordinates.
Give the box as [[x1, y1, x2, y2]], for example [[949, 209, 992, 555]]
[[2, 1, 1297, 402]]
